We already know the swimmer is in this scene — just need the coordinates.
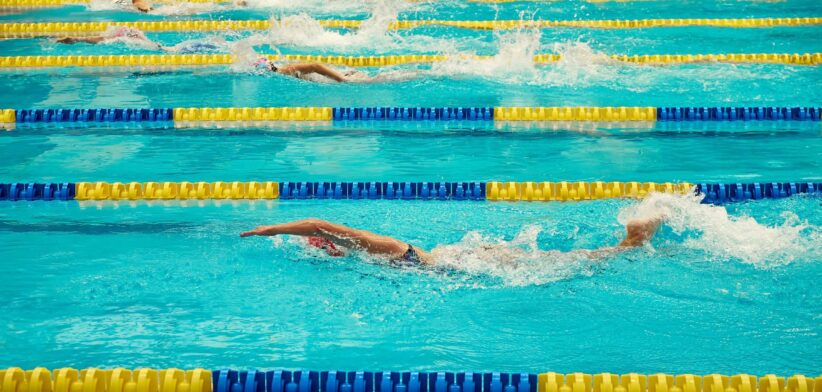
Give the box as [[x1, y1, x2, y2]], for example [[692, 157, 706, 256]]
[[240, 217, 662, 266], [253, 57, 349, 82], [253, 57, 419, 83], [56, 26, 151, 45], [56, 27, 224, 54]]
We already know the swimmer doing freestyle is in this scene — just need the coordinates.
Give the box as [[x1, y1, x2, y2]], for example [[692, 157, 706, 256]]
[[240, 217, 663, 266], [253, 57, 419, 83], [110, 0, 246, 13], [56, 27, 223, 54]]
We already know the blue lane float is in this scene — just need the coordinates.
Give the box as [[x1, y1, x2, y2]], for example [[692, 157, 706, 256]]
[[656, 107, 821, 121], [278, 182, 486, 200], [211, 371, 535, 392], [15, 108, 173, 123], [0, 182, 75, 201], [696, 182, 821, 204], [332, 107, 494, 121]]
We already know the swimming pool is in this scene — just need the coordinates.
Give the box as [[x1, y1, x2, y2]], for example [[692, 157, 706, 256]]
[[0, 0, 820, 381]]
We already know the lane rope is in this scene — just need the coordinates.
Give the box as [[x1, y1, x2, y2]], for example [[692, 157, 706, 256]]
[[3, 107, 820, 123], [0, 369, 818, 392], [0, 53, 819, 68], [1, 181, 819, 203], [1, 17, 821, 37]]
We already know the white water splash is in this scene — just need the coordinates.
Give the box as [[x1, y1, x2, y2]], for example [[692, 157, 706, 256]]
[[251, 0, 455, 53], [429, 225, 595, 286], [540, 40, 617, 86], [619, 192, 821, 267], [430, 28, 543, 82], [163, 36, 231, 53], [152, 2, 229, 16], [86, 0, 134, 11], [88, 0, 239, 15], [245, 0, 406, 16], [428, 26, 616, 86], [227, 38, 270, 73]]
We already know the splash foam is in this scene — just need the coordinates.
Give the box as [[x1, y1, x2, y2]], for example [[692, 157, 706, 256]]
[[256, 0, 456, 53], [619, 192, 821, 267], [430, 225, 595, 287], [429, 28, 616, 86]]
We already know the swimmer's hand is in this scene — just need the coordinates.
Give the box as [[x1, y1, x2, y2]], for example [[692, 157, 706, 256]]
[[240, 225, 278, 237]]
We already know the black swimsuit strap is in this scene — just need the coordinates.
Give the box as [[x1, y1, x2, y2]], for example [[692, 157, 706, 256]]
[[401, 244, 421, 264]]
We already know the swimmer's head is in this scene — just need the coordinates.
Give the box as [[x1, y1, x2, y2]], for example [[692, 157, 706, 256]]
[[253, 57, 278, 73]]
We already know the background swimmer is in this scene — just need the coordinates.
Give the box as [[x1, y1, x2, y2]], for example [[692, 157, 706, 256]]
[[104, 0, 248, 15], [254, 57, 421, 83], [56, 27, 226, 54], [240, 217, 662, 267]]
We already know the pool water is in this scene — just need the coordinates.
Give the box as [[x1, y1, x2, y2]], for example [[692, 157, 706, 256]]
[[0, 0, 821, 377], [1, 195, 820, 373]]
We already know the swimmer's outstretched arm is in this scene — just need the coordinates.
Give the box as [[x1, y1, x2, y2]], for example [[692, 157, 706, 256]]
[[279, 63, 347, 82], [241, 218, 426, 261]]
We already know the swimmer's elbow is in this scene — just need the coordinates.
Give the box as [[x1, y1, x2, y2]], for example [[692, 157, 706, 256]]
[[307, 63, 327, 74], [301, 218, 331, 234]]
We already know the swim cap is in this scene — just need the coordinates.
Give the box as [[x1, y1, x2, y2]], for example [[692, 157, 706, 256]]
[[307, 236, 345, 257], [252, 57, 275, 72]]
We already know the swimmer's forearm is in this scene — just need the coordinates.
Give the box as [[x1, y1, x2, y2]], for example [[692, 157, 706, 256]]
[[240, 218, 352, 238], [311, 64, 346, 82], [241, 221, 319, 237]]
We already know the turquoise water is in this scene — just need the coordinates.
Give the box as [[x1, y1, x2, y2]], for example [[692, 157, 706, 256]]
[[1, 127, 821, 182], [1, 0, 821, 376], [1, 196, 821, 374]]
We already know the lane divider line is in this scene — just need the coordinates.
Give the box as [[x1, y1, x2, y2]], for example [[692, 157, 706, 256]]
[[3, 107, 821, 124], [1, 17, 820, 37], [1, 53, 819, 68], [1, 181, 819, 204], [0, 368, 818, 392]]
